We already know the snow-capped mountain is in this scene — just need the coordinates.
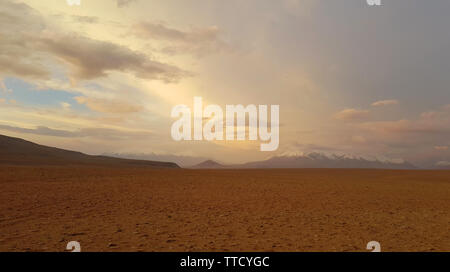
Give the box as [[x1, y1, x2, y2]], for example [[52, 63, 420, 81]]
[[193, 152, 417, 169]]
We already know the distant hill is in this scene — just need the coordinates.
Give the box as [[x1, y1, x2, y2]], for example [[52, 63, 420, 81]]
[[190, 160, 226, 169], [0, 134, 179, 168], [105, 152, 208, 168], [193, 153, 417, 170]]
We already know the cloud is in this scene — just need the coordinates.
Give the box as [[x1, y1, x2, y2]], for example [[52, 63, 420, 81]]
[[289, 143, 344, 153], [117, 0, 138, 8], [351, 135, 367, 144], [74, 96, 143, 114], [0, 124, 151, 140], [360, 119, 445, 134], [0, 80, 12, 94], [134, 22, 219, 42], [71, 15, 99, 24], [0, 124, 78, 138], [0, 1, 49, 79], [0, 1, 187, 83], [436, 161, 450, 167], [354, 104, 450, 150], [333, 108, 370, 121], [37, 33, 188, 82], [131, 22, 232, 56], [371, 99, 399, 107], [0, 51, 49, 79], [61, 102, 72, 110]]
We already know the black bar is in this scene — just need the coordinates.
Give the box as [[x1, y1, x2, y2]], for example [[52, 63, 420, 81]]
[[0, 252, 446, 271]]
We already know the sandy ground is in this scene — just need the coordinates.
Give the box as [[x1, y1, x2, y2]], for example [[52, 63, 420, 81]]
[[0, 166, 448, 252]]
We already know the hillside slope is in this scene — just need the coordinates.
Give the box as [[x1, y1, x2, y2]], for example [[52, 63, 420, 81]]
[[0, 134, 179, 168]]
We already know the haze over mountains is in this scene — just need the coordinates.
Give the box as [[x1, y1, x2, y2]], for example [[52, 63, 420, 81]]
[[2, 134, 448, 169], [0, 134, 179, 168], [107, 152, 419, 169]]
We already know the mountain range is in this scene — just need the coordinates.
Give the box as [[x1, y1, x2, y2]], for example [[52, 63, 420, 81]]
[[1, 134, 444, 170], [191, 153, 417, 169]]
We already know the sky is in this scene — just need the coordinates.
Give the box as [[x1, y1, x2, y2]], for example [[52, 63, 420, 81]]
[[0, 0, 449, 167]]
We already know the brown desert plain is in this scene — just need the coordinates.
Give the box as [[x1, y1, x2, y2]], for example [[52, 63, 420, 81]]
[[0, 166, 449, 252]]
